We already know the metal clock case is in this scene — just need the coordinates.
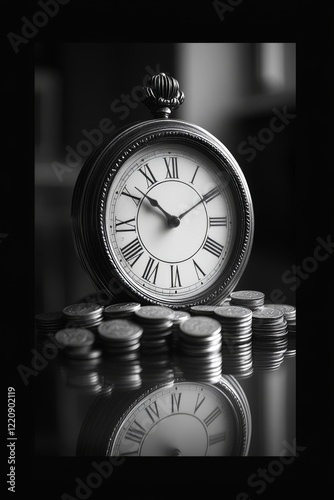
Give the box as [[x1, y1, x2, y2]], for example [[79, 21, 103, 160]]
[[77, 375, 252, 456], [72, 73, 254, 308]]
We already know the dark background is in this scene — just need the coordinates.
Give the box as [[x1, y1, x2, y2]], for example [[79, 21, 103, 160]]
[[2, 1, 332, 499], [34, 42, 296, 313]]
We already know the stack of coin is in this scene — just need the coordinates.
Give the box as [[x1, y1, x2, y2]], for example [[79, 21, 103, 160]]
[[35, 311, 65, 338], [265, 304, 296, 357], [214, 306, 253, 377], [97, 319, 143, 360], [55, 327, 101, 360], [214, 305, 253, 343], [230, 290, 265, 311], [62, 303, 104, 332], [134, 306, 175, 353], [189, 305, 218, 316], [177, 316, 222, 382], [171, 310, 191, 349], [104, 302, 141, 320], [252, 307, 288, 370]]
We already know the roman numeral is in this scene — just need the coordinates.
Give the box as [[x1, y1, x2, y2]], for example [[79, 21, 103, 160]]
[[194, 394, 206, 414], [145, 401, 160, 423], [209, 432, 226, 446], [170, 265, 181, 288], [125, 420, 146, 444], [209, 217, 227, 227], [171, 393, 181, 413], [138, 163, 157, 188], [121, 186, 141, 206], [142, 257, 159, 284], [164, 157, 179, 179], [115, 217, 136, 232], [190, 165, 200, 184], [192, 259, 206, 281], [121, 237, 144, 266], [203, 237, 224, 258], [204, 406, 221, 427], [204, 186, 220, 203]]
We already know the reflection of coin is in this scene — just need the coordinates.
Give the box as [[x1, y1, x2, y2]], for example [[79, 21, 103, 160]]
[[231, 290, 264, 301], [97, 320, 143, 341], [215, 306, 252, 319], [180, 316, 221, 337], [55, 328, 95, 347], [134, 306, 175, 322]]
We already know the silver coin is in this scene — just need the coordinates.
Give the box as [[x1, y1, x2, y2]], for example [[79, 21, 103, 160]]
[[97, 320, 143, 341], [55, 328, 95, 347], [230, 290, 265, 301], [172, 311, 191, 323], [265, 303, 295, 313], [63, 303, 104, 318], [252, 307, 284, 320], [104, 302, 141, 315], [180, 316, 221, 337], [35, 311, 64, 323], [215, 306, 252, 320], [134, 306, 175, 322], [190, 305, 217, 315]]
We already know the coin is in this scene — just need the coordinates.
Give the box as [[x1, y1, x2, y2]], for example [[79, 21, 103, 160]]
[[230, 290, 265, 301], [190, 305, 218, 316], [172, 311, 191, 324], [134, 305, 175, 322], [63, 303, 104, 318], [265, 303, 295, 314], [180, 316, 221, 337], [35, 311, 64, 323], [97, 320, 143, 341], [252, 307, 284, 321], [215, 305, 252, 320], [55, 328, 95, 347], [104, 302, 141, 317]]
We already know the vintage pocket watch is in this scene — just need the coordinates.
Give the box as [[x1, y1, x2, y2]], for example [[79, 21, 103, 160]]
[[77, 375, 252, 456], [72, 73, 254, 308]]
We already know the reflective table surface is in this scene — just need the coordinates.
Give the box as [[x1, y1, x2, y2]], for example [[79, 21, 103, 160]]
[[34, 340, 295, 457]]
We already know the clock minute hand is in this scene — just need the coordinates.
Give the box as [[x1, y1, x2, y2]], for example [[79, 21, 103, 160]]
[[135, 187, 180, 228], [178, 187, 219, 220]]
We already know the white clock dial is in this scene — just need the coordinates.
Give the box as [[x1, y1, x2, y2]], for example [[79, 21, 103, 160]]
[[105, 143, 236, 304], [110, 382, 236, 456]]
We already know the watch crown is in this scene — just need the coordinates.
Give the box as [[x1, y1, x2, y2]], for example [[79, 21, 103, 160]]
[[142, 73, 185, 119]]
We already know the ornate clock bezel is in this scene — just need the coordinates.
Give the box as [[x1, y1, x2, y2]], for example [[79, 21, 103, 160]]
[[71, 118, 254, 308]]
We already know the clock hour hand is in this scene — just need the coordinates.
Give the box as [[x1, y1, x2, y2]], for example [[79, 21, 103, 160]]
[[178, 187, 219, 220], [135, 187, 180, 228]]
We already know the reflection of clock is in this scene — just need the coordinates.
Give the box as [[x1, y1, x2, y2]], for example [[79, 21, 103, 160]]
[[77, 376, 252, 456], [72, 73, 254, 307]]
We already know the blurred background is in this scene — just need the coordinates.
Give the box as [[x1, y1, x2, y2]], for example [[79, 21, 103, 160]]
[[35, 42, 296, 314]]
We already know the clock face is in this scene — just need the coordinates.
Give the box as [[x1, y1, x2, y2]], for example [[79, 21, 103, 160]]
[[105, 143, 236, 305], [109, 381, 238, 456]]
